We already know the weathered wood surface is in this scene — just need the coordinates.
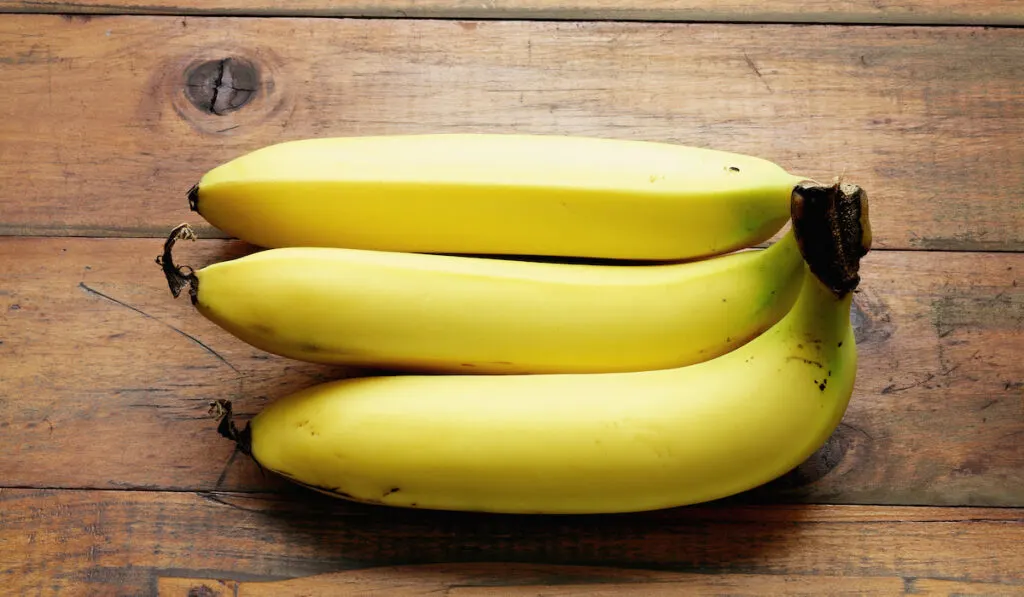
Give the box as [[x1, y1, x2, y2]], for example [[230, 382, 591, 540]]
[[156, 563, 1024, 597], [1, 237, 1021, 505], [1, 489, 1021, 596], [2, 7, 1023, 594], [1, 16, 1022, 251], [2, 0, 1023, 26]]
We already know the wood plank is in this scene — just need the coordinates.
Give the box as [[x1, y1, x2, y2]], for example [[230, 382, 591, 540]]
[[1, 0, 1022, 26], [1, 16, 1022, 251], [1, 490, 1021, 596], [0, 237, 356, 496], [156, 565, 1024, 596], [1, 237, 1022, 506]]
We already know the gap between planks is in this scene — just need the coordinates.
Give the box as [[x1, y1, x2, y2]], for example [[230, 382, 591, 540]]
[[7, 485, 1024, 513], [4, 230, 1024, 255], [1, 1, 1024, 27]]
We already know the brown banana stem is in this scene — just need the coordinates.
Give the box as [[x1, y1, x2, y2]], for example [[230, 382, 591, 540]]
[[187, 184, 201, 212], [156, 223, 200, 305], [209, 399, 253, 457], [791, 180, 872, 298]]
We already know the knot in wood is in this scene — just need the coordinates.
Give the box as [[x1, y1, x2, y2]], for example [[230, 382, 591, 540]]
[[187, 585, 218, 597], [184, 57, 258, 115]]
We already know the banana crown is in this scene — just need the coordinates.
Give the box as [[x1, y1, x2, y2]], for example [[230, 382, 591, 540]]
[[791, 180, 870, 298]]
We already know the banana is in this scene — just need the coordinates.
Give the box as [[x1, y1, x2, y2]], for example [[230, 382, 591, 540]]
[[213, 182, 871, 514], [188, 134, 805, 260], [159, 225, 804, 374]]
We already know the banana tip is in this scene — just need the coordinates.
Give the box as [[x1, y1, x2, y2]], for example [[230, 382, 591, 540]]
[[209, 399, 253, 457], [187, 184, 200, 212]]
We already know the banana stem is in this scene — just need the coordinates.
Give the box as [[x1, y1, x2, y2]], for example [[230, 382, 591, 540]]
[[187, 184, 200, 212], [156, 223, 200, 304], [209, 399, 253, 457], [791, 181, 871, 298]]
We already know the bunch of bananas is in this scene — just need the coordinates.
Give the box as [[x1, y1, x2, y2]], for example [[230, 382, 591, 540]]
[[159, 134, 871, 514]]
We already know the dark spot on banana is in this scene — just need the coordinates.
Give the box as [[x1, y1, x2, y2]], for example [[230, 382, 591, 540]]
[[788, 356, 824, 368], [461, 363, 476, 367], [299, 342, 324, 353], [383, 487, 400, 497], [819, 381, 827, 391], [797, 343, 803, 349], [838, 341, 844, 347]]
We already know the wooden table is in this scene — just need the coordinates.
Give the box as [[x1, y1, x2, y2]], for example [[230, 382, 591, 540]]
[[1, 1, 1022, 594]]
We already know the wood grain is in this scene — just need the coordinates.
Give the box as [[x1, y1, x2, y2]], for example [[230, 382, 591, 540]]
[[1, 489, 1021, 596], [156, 564, 1024, 596], [0, 236, 358, 496], [0, 237, 1021, 505], [2, 0, 1022, 26], [1, 16, 1022, 251]]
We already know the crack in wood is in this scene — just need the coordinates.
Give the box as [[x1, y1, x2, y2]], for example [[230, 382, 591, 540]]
[[742, 51, 773, 94], [214, 447, 240, 490], [78, 282, 240, 375]]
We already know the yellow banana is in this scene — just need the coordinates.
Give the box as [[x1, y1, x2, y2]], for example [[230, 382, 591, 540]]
[[213, 182, 870, 514], [189, 134, 805, 260], [160, 225, 804, 374]]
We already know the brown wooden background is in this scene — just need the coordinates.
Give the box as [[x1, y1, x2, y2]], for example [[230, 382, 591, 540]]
[[1, 1, 1022, 595]]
